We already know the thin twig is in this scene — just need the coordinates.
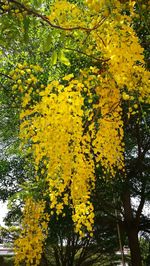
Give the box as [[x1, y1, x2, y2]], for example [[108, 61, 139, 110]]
[[96, 33, 106, 47], [0, 72, 13, 80], [64, 47, 109, 62]]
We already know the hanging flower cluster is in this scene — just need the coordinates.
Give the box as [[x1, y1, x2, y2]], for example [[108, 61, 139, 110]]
[[14, 198, 49, 266]]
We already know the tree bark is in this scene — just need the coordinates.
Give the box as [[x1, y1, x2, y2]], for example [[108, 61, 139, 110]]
[[126, 228, 142, 266], [122, 189, 142, 266]]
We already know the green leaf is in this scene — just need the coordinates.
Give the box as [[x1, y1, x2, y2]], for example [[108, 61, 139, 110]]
[[51, 51, 58, 65], [59, 50, 70, 66], [32, 0, 42, 8], [23, 17, 30, 42], [43, 33, 52, 52]]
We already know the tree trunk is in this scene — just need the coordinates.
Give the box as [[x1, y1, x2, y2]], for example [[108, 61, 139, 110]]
[[122, 189, 142, 266], [127, 228, 142, 266]]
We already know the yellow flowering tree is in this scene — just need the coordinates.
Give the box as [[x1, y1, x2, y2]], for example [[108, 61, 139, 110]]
[[0, 0, 150, 265]]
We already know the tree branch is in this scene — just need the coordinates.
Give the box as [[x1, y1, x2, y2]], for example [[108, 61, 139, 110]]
[[9, 0, 107, 32], [135, 182, 146, 224]]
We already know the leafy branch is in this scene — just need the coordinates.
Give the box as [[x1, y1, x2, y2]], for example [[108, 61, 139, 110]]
[[8, 0, 107, 32], [64, 47, 110, 63]]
